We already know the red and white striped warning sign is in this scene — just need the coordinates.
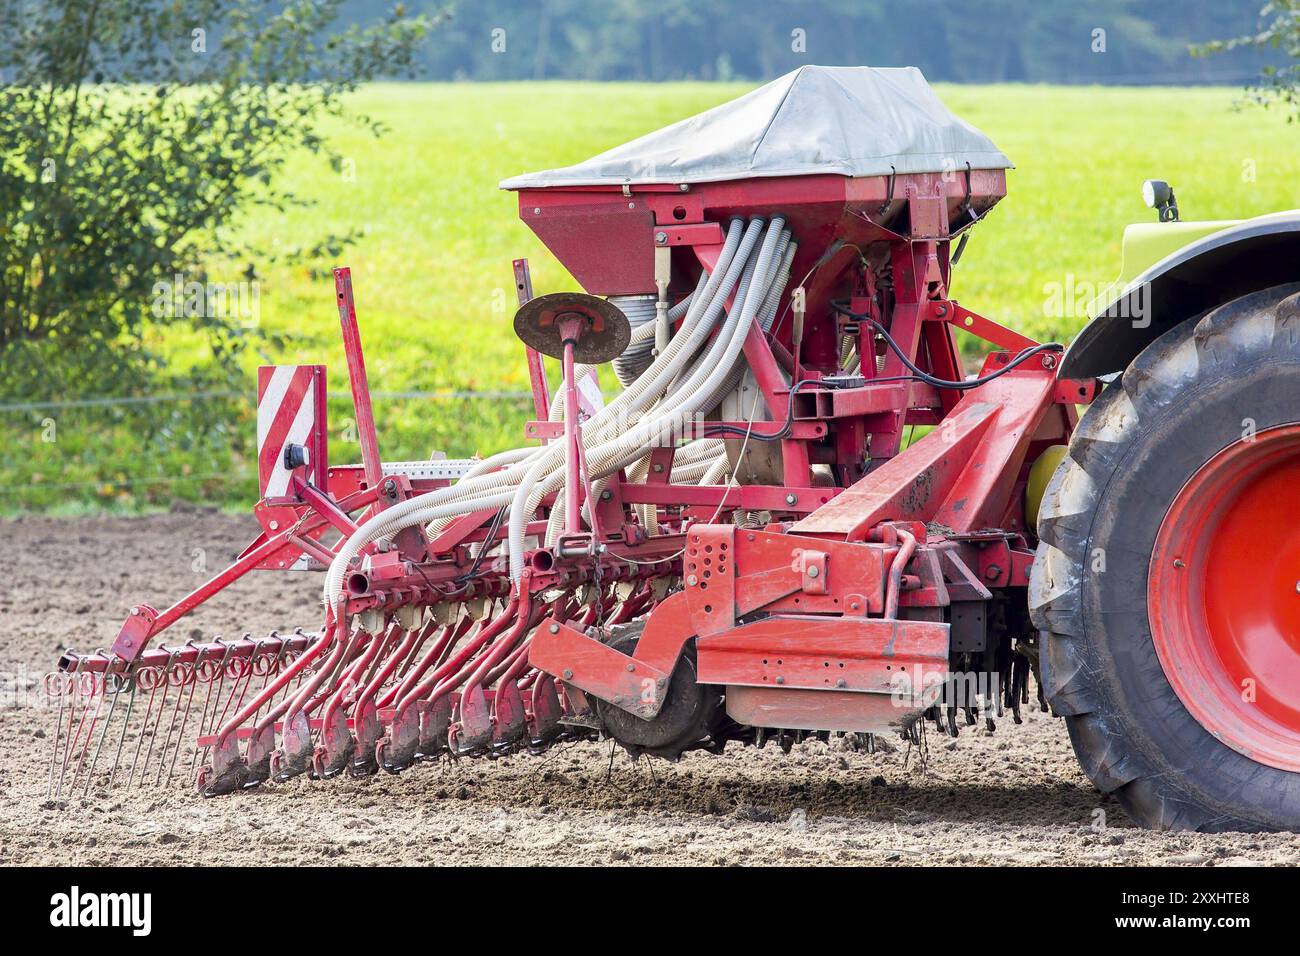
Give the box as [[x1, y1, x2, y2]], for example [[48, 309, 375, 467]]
[[257, 365, 326, 500]]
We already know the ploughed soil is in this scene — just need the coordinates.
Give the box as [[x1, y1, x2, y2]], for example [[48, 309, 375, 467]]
[[1, 512, 1296, 867]]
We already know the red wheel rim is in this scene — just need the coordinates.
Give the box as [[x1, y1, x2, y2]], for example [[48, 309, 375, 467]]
[[1149, 423, 1300, 771]]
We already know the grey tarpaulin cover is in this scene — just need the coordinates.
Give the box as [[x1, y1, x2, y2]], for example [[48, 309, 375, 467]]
[[500, 65, 1011, 190]]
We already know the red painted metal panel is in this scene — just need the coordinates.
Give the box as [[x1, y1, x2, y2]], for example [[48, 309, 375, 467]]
[[725, 686, 916, 734]]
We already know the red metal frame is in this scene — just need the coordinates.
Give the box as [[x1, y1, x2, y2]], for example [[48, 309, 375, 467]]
[[58, 160, 1100, 795]]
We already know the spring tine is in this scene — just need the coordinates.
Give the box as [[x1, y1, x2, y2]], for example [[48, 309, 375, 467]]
[[164, 644, 206, 787], [105, 674, 137, 789], [82, 666, 125, 796], [154, 659, 193, 786], [230, 632, 262, 708], [188, 658, 215, 778], [125, 664, 162, 789], [57, 664, 97, 799], [191, 638, 236, 777], [54, 668, 83, 797], [46, 664, 71, 798], [206, 638, 256, 761], [136, 648, 180, 787], [251, 635, 287, 722], [201, 639, 246, 764], [244, 633, 291, 728]]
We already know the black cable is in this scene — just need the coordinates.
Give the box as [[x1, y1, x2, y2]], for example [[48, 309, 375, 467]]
[[455, 504, 508, 583], [829, 300, 1062, 391], [702, 377, 823, 443]]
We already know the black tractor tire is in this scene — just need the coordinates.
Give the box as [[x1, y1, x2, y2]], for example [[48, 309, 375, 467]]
[[1030, 283, 1300, 831]]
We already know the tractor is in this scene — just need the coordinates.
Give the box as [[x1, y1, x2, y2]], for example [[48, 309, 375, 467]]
[[49, 66, 1300, 831]]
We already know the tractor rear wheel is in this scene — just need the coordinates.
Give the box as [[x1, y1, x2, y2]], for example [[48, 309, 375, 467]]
[[1031, 283, 1300, 831]]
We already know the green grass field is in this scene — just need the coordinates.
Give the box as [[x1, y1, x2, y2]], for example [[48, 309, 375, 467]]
[[3, 82, 1296, 512]]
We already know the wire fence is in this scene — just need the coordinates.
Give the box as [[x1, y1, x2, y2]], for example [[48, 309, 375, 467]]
[[0, 388, 536, 509], [0, 388, 533, 413]]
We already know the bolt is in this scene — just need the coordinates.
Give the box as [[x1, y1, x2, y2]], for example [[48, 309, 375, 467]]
[[1295, 581, 1300, 593], [785, 493, 798, 505], [533, 207, 541, 215], [1042, 353, 1057, 370], [548, 623, 560, 634], [652, 463, 664, 473], [268, 520, 279, 531], [934, 303, 948, 317], [1173, 559, 1185, 569], [562, 669, 573, 680], [678, 183, 689, 192], [628, 202, 635, 209], [686, 574, 698, 586], [806, 565, 820, 578], [836, 678, 847, 688], [655, 231, 668, 245], [850, 601, 860, 611], [985, 565, 1002, 581], [601, 489, 612, 500], [626, 663, 635, 673], [775, 675, 785, 685]]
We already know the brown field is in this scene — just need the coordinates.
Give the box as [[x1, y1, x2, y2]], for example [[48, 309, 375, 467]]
[[1, 513, 1297, 866]]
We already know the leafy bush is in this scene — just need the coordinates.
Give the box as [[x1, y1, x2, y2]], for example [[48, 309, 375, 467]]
[[0, 0, 437, 399], [1195, 0, 1300, 119]]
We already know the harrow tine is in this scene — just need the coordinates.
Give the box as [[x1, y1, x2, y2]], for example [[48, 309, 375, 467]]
[[209, 635, 260, 749], [163, 645, 208, 787], [70, 669, 109, 793], [191, 638, 238, 776], [136, 648, 180, 787], [81, 668, 127, 797], [45, 665, 72, 798], [58, 663, 101, 799], [133, 648, 180, 788], [257, 634, 291, 708], [154, 658, 197, 787], [105, 674, 137, 789]]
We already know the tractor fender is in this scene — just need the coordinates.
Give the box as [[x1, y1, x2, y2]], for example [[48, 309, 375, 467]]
[[1060, 210, 1300, 379]]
